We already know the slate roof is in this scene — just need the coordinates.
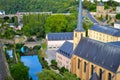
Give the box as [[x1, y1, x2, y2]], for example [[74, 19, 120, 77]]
[[74, 37, 120, 73], [107, 41, 120, 47], [98, 2, 103, 6], [76, 0, 84, 31], [47, 32, 73, 41], [90, 24, 120, 36], [86, 10, 99, 24], [90, 73, 100, 80], [57, 41, 73, 59]]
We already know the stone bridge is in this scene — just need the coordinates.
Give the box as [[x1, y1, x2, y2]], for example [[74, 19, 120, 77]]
[[0, 39, 14, 44], [24, 41, 41, 48]]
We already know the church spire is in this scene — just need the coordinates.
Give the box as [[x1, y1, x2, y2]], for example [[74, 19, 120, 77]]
[[76, 0, 84, 31]]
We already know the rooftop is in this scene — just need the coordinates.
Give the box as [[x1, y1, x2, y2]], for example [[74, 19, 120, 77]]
[[57, 41, 73, 59], [74, 37, 120, 73], [90, 24, 120, 36], [107, 41, 120, 47], [47, 32, 73, 41]]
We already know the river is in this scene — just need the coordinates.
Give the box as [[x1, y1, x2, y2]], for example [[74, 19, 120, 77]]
[[7, 50, 42, 80]]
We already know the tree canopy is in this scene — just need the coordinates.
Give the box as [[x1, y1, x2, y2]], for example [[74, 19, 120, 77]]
[[37, 69, 80, 80], [10, 62, 29, 80]]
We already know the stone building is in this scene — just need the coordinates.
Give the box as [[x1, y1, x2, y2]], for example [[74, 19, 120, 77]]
[[96, 2, 106, 18], [56, 41, 73, 71], [46, 32, 73, 50], [71, 0, 120, 80]]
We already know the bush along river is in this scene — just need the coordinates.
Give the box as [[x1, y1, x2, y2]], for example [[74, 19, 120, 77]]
[[7, 46, 42, 80]]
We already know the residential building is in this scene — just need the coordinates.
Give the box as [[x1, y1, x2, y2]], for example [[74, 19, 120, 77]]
[[56, 41, 73, 71], [114, 22, 120, 29], [116, 6, 120, 13], [46, 32, 73, 50]]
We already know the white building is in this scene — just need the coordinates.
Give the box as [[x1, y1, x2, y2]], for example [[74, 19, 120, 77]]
[[116, 6, 120, 13], [56, 41, 73, 71], [114, 22, 120, 29], [0, 10, 5, 15], [46, 32, 73, 50]]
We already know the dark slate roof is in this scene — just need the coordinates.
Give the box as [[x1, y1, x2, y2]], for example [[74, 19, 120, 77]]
[[76, 0, 85, 31], [47, 32, 73, 40], [74, 37, 120, 73], [90, 24, 120, 36], [107, 41, 120, 47], [86, 10, 99, 24], [98, 2, 103, 6], [57, 41, 73, 59], [90, 73, 100, 80]]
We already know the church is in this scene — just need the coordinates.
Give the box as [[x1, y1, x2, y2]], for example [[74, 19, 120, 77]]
[[46, 0, 120, 80]]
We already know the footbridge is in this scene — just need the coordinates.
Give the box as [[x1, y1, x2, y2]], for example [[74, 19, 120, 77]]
[[24, 41, 41, 48]]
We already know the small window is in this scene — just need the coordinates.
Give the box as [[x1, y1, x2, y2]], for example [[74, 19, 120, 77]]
[[78, 59, 80, 69], [75, 33, 77, 37], [99, 69, 102, 80], [108, 73, 111, 80], [84, 62, 87, 72], [91, 65, 94, 75]]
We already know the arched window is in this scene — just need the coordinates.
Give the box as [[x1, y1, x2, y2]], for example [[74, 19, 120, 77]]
[[99, 69, 102, 80], [84, 62, 87, 72], [108, 73, 111, 80], [91, 65, 94, 75], [78, 59, 80, 69]]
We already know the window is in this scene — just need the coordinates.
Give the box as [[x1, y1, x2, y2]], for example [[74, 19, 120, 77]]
[[75, 33, 77, 37], [108, 73, 111, 80], [78, 59, 80, 69], [84, 62, 87, 72], [99, 69, 102, 80], [91, 65, 94, 75]]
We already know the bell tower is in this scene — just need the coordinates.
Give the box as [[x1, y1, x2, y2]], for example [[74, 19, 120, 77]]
[[73, 0, 85, 49]]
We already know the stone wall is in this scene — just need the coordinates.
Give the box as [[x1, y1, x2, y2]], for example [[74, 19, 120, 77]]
[[0, 45, 10, 80]]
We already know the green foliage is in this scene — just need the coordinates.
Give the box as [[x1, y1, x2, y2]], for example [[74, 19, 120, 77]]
[[37, 69, 61, 80], [4, 16, 10, 22], [0, 0, 78, 14], [14, 16, 18, 26], [23, 14, 48, 38], [62, 72, 80, 80], [116, 14, 120, 20], [83, 0, 96, 12], [45, 14, 77, 33], [51, 60, 57, 66], [59, 67, 68, 74], [10, 62, 29, 80], [37, 69, 80, 80], [38, 49, 49, 69]]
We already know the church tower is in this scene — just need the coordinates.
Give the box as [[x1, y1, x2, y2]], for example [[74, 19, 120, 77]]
[[73, 0, 85, 49], [71, 0, 85, 75]]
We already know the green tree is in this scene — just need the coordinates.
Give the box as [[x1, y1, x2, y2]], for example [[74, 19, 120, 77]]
[[37, 69, 61, 80], [59, 67, 68, 74], [45, 15, 68, 33], [14, 16, 18, 27], [62, 72, 80, 80], [51, 60, 57, 66], [116, 14, 120, 20], [10, 63, 29, 80]]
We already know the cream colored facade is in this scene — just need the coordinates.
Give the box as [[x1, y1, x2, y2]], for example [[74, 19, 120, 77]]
[[96, 5, 106, 18], [56, 52, 71, 71], [71, 55, 120, 80], [88, 29, 120, 42], [47, 40, 73, 50], [74, 30, 85, 49]]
